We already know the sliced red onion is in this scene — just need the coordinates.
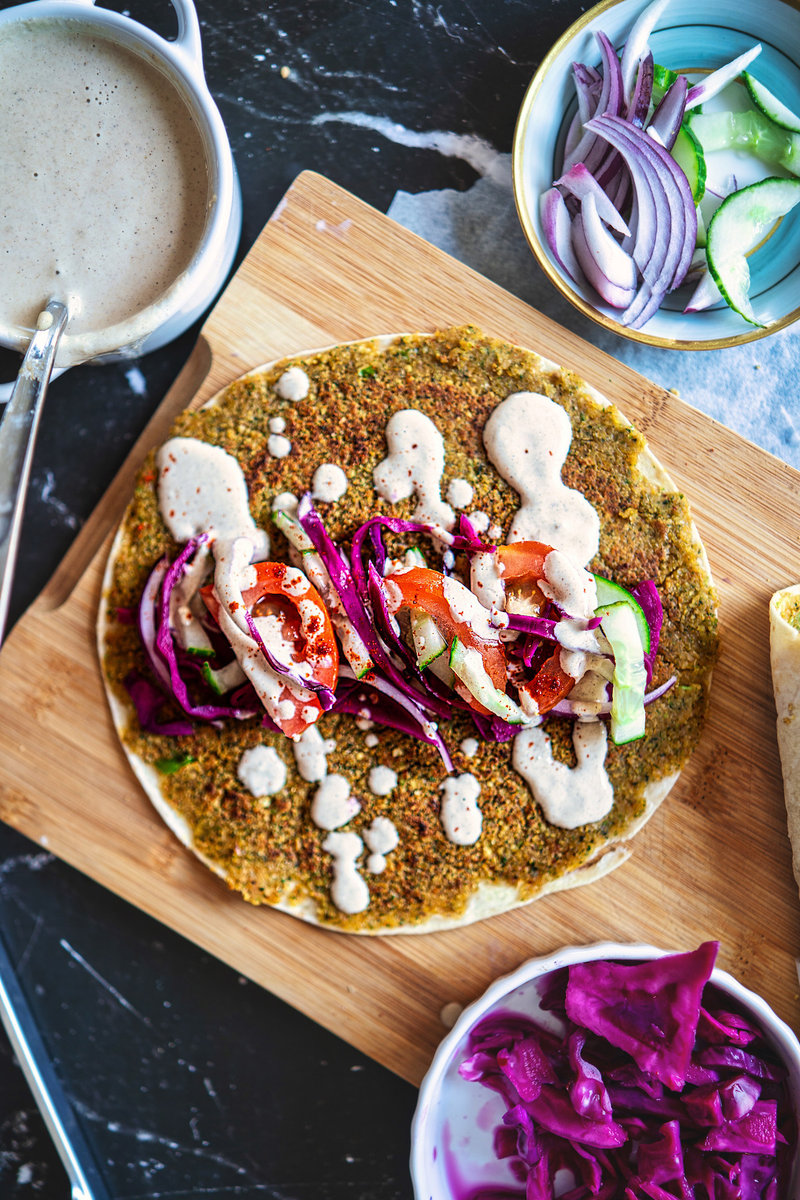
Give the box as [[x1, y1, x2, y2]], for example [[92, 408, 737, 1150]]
[[626, 50, 654, 128], [585, 115, 696, 325], [619, 0, 669, 100], [555, 163, 631, 236], [243, 609, 337, 710], [540, 187, 584, 283], [573, 61, 602, 125], [684, 268, 722, 313], [571, 211, 637, 309], [685, 43, 762, 111], [578, 191, 638, 292], [562, 31, 623, 175], [549, 674, 676, 718], [646, 76, 688, 151]]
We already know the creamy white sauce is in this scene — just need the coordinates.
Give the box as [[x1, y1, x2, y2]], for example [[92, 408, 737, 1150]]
[[268, 434, 292, 459], [460, 737, 479, 758], [512, 722, 613, 828], [483, 392, 600, 566], [439, 773, 483, 845], [321, 831, 369, 914], [157, 439, 269, 560], [446, 477, 474, 509], [212, 537, 318, 727], [311, 774, 361, 831], [364, 732, 379, 749], [373, 409, 455, 532], [237, 745, 287, 797], [563, 668, 612, 720], [469, 511, 491, 533], [271, 491, 299, 514], [0, 20, 209, 366], [442, 575, 500, 642], [312, 463, 348, 503], [274, 366, 310, 401], [555, 618, 604, 656], [293, 725, 336, 783], [363, 816, 399, 874], [368, 766, 397, 796], [470, 551, 506, 611], [541, 550, 597, 618], [269, 416, 286, 433]]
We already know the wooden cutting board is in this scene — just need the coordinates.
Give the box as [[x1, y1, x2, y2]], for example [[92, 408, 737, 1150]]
[[2, 171, 800, 1086]]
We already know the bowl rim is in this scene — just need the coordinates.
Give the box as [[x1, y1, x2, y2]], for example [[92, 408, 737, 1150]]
[[511, 0, 800, 350], [410, 940, 800, 1197]]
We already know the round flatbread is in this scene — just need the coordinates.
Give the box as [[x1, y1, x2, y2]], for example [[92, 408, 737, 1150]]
[[98, 326, 718, 934]]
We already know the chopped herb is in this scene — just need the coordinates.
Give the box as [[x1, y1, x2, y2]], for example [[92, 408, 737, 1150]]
[[156, 754, 196, 775], [358, 365, 376, 378]]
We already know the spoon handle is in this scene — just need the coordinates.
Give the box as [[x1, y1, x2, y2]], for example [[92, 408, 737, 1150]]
[[0, 300, 69, 646]]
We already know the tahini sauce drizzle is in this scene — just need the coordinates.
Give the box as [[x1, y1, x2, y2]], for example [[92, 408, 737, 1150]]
[[0, 20, 209, 363], [483, 392, 600, 566], [373, 409, 455, 532], [512, 723, 613, 828]]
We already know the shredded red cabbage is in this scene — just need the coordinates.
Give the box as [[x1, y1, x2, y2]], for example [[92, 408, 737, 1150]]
[[457, 943, 795, 1199], [123, 671, 194, 738]]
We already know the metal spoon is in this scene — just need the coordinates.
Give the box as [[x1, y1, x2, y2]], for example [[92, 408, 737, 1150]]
[[0, 299, 69, 646]]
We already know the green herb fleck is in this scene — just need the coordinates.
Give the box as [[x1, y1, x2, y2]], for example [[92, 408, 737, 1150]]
[[156, 754, 196, 775]]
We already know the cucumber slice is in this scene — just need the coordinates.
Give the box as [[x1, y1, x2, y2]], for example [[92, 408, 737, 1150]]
[[593, 574, 650, 653], [272, 508, 314, 551], [410, 609, 447, 668], [671, 123, 706, 203], [689, 109, 800, 176], [743, 71, 800, 134], [202, 658, 246, 695], [706, 176, 800, 325], [449, 638, 528, 724], [652, 63, 678, 103], [596, 602, 647, 745]]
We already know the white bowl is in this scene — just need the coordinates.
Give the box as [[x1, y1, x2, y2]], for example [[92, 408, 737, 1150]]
[[410, 942, 800, 1198], [512, 0, 800, 348]]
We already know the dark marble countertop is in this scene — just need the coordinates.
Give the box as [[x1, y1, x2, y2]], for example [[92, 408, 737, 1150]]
[[0, 1, 797, 1197]]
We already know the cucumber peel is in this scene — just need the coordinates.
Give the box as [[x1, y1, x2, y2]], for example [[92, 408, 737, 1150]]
[[410, 609, 447, 668], [671, 123, 706, 203], [596, 602, 647, 744], [593, 574, 650, 653], [706, 176, 800, 325], [449, 637, 528, 724], [743, 71, 800, 135]]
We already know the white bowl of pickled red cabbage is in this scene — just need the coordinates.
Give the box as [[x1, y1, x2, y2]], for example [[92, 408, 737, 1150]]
[[513, 0, 800, 348], [410, 942, 800, 1199]]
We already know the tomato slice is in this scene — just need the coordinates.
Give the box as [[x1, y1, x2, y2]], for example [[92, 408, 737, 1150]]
[[389, 565, 507, 695], [519, 647, 575, 715], [496, 540, 553, 585], [202, 561, 338, 737]]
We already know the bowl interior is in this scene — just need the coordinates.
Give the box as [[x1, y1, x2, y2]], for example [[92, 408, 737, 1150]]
[[410, 943, 800, 1198], [513, 0, 800, 347]]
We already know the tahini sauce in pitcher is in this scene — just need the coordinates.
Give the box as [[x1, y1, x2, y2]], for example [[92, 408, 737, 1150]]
[[0, 19, 210, 364]]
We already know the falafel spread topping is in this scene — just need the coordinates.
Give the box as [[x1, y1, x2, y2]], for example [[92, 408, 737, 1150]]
[[100, 327, 718, 933]]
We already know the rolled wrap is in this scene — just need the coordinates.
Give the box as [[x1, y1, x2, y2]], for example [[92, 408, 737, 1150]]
[[769, 583, 800, 898]]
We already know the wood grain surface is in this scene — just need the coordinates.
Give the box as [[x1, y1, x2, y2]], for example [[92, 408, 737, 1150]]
[[2, 171, 799, 1086]]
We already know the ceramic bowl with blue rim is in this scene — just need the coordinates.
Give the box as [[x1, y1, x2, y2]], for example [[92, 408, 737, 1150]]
[[512, 0, 800, 348], [410, 942, 800, 1198]]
